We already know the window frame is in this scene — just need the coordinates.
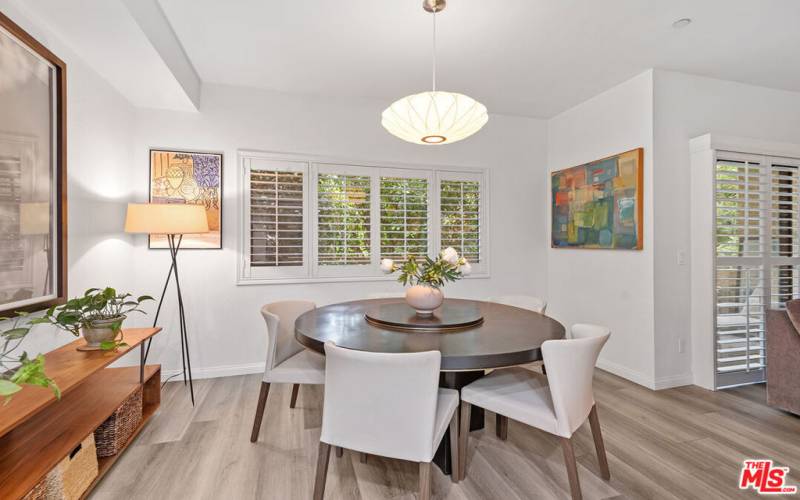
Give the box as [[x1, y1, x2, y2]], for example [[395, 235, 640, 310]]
[[313, 162, 379, 278], [379, 168, 435, 263], [437, 169, 489, 276], [237, 150, 489, 285], [239, 155, 310, 281], [712, 150, 800, 388]]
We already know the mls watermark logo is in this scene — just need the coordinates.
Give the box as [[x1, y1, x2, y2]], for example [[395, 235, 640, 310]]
[[739, 460, 798, 495]]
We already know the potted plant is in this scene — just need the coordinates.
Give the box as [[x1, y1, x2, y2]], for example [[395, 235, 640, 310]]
[[37, 288, 154, 351], [380, 247, 472, 316], [1, 312, 59, 401]]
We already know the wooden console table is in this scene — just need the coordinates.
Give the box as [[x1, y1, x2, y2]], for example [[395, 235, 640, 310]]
[[0, 328, 162, 499]]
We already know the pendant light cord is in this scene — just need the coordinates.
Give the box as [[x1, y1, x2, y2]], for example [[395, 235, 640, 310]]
[[432, 8, 437, 92]]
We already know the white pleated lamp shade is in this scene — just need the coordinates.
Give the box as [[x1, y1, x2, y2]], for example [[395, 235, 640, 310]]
[[381, 91, 488, 145]]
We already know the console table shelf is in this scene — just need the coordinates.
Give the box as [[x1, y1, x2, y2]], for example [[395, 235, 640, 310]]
[[0, 328, 162, 500]]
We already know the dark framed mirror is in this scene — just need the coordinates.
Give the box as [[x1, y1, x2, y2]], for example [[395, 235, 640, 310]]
[[0, 12, 67, 317]]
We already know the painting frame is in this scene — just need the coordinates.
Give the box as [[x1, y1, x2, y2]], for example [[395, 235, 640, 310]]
[[0, 12, 68, 317], [148, 148, 223, 250], [551, 148, 644, 250]]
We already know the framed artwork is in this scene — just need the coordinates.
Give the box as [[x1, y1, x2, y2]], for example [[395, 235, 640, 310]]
[[0, 13, 67, 317], [551, 148, 643, 250], [149, 149, 223, 249]]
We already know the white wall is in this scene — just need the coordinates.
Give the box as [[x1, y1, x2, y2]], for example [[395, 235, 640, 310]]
[[129, 84, 549, 378], [0, 2, 137, 357], [12, 2, 799, 392], [546, 70, 657, 388], [653, 69, 800, 387]]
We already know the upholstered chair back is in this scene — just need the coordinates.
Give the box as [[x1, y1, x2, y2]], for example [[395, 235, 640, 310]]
[[490, 295, 548, 314], [261, 300, 316, 373], [542, 324, 610, 437], [320, 342, 442, 462]]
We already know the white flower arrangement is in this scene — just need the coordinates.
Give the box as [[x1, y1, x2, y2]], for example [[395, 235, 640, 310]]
[[380, 247, 471, 288]]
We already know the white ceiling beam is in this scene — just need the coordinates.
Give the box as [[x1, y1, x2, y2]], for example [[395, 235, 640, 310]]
[[121, 0, 201, 110], [11, 0, 199, 112]]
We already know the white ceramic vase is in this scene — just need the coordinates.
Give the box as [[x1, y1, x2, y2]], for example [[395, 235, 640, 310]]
[[405, 285, 444, 316]]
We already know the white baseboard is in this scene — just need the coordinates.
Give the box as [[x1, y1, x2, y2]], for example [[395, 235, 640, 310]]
[[653, 372, 694, 390], [162, 362, 265, 382], [596, 358, 656, 390]]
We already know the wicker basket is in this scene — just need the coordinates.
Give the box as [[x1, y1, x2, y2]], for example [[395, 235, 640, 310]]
[[94, 385, 143, 458], [23, 434, 99, 500], [22, 468, 60, 500]]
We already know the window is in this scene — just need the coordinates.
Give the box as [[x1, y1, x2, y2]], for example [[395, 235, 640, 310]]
[[380, 173, 430, 261], [439, 172, 483, 263], [241, 157, 308, 280], [317, 171, 372, 266], [714, 153, 800, 388], [238, 152, 487, 283]]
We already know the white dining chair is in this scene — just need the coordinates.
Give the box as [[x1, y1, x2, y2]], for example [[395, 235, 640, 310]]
[[313, 342, 460, 500], [490, 294, 550, 421], [458, 324, 611, 500], [490, 294, 548, 314], [250, 300, 323, 442], [367, 292, 404, 299]]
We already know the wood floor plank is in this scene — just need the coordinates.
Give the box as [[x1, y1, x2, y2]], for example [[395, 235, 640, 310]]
[[89, 371, 800, 500]]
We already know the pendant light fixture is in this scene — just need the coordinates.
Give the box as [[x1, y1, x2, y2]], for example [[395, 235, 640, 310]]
[[381, 0, 488, 145]]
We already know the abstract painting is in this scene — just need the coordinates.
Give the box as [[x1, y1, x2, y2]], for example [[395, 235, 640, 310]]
[[551, 148, 643, 250], [149, 149, 223, 249]]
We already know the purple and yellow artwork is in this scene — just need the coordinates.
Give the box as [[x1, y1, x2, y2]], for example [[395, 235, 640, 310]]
[[551, 148, 643, 250], [149, 150, 223, 249]]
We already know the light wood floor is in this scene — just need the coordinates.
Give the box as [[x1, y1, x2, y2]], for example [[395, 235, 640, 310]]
[[90, 369, 800, 499]]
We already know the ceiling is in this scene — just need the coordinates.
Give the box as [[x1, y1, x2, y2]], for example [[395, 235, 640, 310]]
[[156, 0, 800, 117]]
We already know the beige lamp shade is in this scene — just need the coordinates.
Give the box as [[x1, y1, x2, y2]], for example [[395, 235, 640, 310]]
[[20, 202, 51, 235], [125, 203, 209, 235]]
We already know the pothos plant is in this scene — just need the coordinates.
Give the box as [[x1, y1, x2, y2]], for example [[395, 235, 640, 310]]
[[35, 288, 154, 351], [380, 247, 472, 288], [0, 312, 60, 402]]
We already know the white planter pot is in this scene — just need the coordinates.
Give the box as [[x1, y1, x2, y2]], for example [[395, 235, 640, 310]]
[[405, 285, 444, 316], [80, 315, 125, 350]]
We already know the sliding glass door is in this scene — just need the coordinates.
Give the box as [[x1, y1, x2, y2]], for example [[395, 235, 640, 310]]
[[714, 152, 800, 388]]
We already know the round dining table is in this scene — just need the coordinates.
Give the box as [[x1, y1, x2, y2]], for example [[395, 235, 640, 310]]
[[294, 297, 566, 474]]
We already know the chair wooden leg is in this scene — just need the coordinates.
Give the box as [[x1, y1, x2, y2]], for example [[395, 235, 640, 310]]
[[560, 436, 582, 500], [313, 442, 331, 500], [495, 413, 508, 441], [335, 446, 343, 458], [588, 405, 611, 480], [250, 381, 271, 442], [449, 410, 460, 483], [419, 462, 432, 500], [360, 452, 368, 464], [289, 383, 300, 408], [458, 402, 472, 481]]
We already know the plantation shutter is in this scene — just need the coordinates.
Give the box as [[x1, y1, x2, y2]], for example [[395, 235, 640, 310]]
[[0, 151, 24, 273], [239, 151, 489, 283], [439, 174, 482, 263], [714, 153, 800, 388], [380, 173, 430, 261], [243, 158, 308, 279], [316, 166, 373, 267]]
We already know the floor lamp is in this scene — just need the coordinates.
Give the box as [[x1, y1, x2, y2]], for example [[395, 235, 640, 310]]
[[125, 203, 209, 405], [20, 202, 52, 295]]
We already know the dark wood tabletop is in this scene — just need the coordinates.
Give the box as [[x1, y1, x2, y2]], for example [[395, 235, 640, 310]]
[[295, 298, 566, 371]]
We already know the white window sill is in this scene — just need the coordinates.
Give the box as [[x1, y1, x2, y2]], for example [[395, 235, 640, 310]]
[[236, 272, 490, 286]]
